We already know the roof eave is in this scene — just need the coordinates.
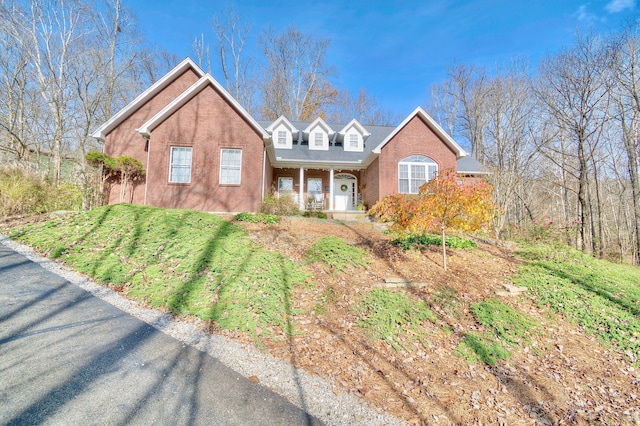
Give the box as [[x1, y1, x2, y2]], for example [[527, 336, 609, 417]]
[[137, 74, 269, 140], [271, 158, 366, 170], [373, 107, 467, 159], [91, 58, 205, 141], [457, 170, 492, 175]]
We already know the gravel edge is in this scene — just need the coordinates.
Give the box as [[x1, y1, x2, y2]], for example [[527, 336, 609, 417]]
[[0, 235, 406, 426]]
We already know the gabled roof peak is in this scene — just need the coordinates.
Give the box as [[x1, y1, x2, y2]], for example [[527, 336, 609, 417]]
[[265, 116, 298, 133], [92, 57, 205, 140], [372, 107, 467, 159], [303, 117, 333, 134], [137, 74, 268, 139], [339, 119, 371, 137]]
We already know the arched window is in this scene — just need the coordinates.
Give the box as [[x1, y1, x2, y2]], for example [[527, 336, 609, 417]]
[[398, 155, 438, 194]]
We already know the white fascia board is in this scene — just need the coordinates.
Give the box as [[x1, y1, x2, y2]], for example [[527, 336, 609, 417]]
[[372, 107, 467, 159], [303, 117, 334, 135], [91, 58, 205, 140], [271, 158, 365, 169], [137, 74, 269, 139], [457, 169, 492, 175], [265, 116, 298, 133], [338, 119, 370, 137]]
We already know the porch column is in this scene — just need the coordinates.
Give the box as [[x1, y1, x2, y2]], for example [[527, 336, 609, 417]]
[[299, 166, 305, 210], [329, 168, 334, 210]]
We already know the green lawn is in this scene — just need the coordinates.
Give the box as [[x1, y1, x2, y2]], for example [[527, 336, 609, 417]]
[[8, 204, 640, 365], [513, 244, 640, 359], [10, 204, 310, 342]]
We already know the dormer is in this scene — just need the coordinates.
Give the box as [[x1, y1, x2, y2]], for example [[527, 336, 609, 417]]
[[339, 119, 370, 152], [304, 118, 333, 151], [266, 116, 297, 149]]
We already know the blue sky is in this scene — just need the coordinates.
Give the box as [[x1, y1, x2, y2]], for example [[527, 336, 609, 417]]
[[129, 0, 638, 117]]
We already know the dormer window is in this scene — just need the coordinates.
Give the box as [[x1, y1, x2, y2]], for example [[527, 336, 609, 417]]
[[277, 130, 287, 146], [266, 116, 297, 150], [339, 119, 369, 152], [349, 134, 358, 149], [304, 117, 332, 151]]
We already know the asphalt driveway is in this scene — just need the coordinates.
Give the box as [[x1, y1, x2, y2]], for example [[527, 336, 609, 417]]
[[0, 242, 322, 425]]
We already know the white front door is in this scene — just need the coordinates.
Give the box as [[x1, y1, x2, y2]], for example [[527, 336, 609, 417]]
[[334, 175, 356, 210]]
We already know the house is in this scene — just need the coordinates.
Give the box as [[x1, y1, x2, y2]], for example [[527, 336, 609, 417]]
[[92, 58, 486, 215]]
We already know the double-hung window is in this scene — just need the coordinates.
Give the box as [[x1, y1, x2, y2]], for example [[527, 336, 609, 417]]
[[278, 177, 293, 195], [277, 130, 287, 146], [349, 134, 358, 149], [169, 146, 192, 183], [314, 132, 323, 147], [220, 149, 242, 184], [307, 178, 322, 195], [398, 155, 438, 194]]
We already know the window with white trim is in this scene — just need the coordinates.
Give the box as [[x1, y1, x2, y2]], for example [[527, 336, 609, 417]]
[[349, 133, 358, 148], [277, 130, 287, 146], [307, 178, 322, 195], [169, 146, 192, 183], [278, 177, 293, 195], [314, 132, 323, 147], [220, 149, 242, 184], [398, 155, 438, 194]]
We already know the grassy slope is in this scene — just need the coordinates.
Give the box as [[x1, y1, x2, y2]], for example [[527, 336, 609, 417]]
[[514, 244, 640, 359], [10, 204, 309, 341], [8, 204, 640, 366]]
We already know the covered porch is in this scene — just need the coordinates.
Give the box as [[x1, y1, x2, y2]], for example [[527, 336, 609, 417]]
[[271, 167, 366, 212]]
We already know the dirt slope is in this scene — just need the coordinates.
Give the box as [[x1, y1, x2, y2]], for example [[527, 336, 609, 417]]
[[234, 217, 640, 425]]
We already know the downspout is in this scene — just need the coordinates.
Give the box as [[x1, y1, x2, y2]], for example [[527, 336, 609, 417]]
[[261, 146, 266, 203], [143, 136, 150, 205], [98, 140, 105, 197]]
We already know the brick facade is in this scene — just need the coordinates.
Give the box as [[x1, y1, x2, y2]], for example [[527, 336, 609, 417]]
[[95, 59, 476, 214], [144, 85, 265, 212], [103, 68, 201, 205], [376, 115, 458, 200]]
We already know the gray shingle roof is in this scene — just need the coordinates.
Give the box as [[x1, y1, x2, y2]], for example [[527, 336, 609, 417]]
[[456, 155, 490, 174], [257, 120, 395, 164], [258, 118, 485, 175]]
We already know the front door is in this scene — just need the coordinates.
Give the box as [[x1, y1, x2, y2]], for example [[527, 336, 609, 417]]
[[334, 174, 356, 210]]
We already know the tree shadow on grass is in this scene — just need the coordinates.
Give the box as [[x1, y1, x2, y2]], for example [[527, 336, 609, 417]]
[[278, 255, 315, 426], [537, 261, 640, 317], [311, 221, 561, 424]]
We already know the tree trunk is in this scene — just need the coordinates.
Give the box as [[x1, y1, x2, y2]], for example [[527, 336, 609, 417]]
[[577, 141, 589, 253], [441, 227, 447, 271], [624, 135, 640, 265]]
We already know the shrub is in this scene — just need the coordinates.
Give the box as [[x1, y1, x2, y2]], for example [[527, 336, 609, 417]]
[[234, 212, 279, 224], [260, 193, 300, 216], [0, 166, 81, 216], [303, 211, 327, 219], [392, 233, 476, 250]]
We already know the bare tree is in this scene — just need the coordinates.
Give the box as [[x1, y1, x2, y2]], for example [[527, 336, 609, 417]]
[[536, 31, 614, 255], [445, 64, 490, 162], [483, 63, 540, 238], [328, 88, 400, 126], [610, 24, 640, 264], [258, 25, 336, 121], [2, 0, 97, 182], [192, 33, 211, 73], [212, 8, 256, 112], [0, 29, 33, 162]]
